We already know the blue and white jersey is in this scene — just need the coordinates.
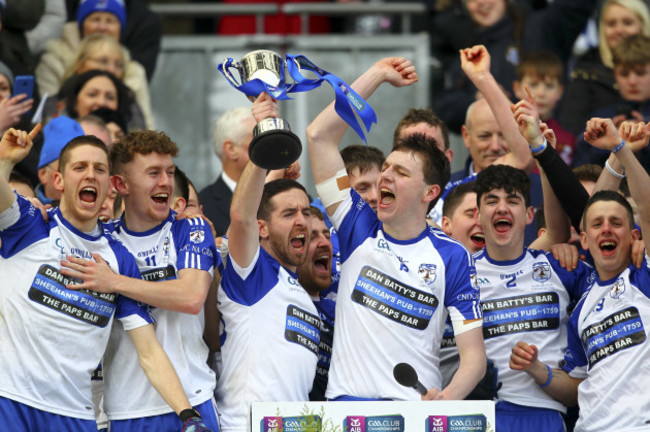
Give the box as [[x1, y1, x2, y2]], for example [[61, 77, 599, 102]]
[[562, 260, 650, 431], [102, 212, 218, 419], [325, 190, 481, 400], [310, 293, 337, 401], [0, 194, 151, 420], [216, 247, 320, 432], [475, 248, 590, 412]]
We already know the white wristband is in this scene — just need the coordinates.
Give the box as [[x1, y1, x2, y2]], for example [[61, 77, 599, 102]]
[[605, 160, 625, 179], [315, 168, 350, 208]]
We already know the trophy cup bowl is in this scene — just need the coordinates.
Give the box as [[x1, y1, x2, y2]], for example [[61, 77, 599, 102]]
[[222, 50, 302, 170]]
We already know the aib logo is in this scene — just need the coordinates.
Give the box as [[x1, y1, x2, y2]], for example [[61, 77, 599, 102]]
[[428, 416, 447, 432], [346, 416, 365, 432], [262, 417, 282, 432]]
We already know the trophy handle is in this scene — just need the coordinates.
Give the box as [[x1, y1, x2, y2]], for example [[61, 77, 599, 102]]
[[220, 58, 243, 88]]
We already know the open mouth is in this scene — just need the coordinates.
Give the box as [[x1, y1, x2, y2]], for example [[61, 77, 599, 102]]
[[290, 233, 306, 251], [599, 240, 618, 256], [470, 232, 486, 248], [152, 193, 168, 205], [79, 187, 97, 204], [493, 218, 512, 234], [313, 253, 330, 274], [380, 187, 395, 206]]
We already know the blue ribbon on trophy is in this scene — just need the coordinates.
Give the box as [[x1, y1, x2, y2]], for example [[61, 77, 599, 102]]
[[218, 50, 377, 144], [285, 54, 377, 142]]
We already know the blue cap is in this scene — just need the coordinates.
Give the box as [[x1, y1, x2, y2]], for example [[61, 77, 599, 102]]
[[38, 117, 84, 169], [77, 0, 127, 35]]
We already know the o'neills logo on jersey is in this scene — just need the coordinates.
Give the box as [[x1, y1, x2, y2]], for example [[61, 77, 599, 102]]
[[532, 262, 551, 283], [427, 415, 488, 432], [345, 415, 404, 432]]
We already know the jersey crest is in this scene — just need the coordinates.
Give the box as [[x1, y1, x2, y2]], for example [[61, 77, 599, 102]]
[[532, 262, 551, 283]]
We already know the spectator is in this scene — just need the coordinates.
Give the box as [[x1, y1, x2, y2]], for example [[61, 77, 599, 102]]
[[572, 34, 650, 170], [0, 0, 45, 72], [37, 0, 154, 129], [35, 116, 84, 205], [78, 113, 111, 146], [25, 0, 66, 58], [89, 106, 127, 145], [65, 0, 161, 81], [513, 51, 576, 165], [433, 0, 595, 133], [561, 0, 650, 135], [57, 34, 152, 129], [0, 60, 33, 136], [199, 107, 256, 237], [393, 107, 453, 162], [52, 70, 143, 131]]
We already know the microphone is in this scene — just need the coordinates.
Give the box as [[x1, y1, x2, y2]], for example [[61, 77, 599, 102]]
[[393, 362, 427, 395]]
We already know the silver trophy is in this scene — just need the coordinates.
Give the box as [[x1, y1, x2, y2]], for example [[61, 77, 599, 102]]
[[220, 50, 301, 170]]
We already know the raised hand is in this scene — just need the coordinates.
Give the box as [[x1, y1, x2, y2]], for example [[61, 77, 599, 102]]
[[0, 95, 34, 132], [511, 98, 544, 148], [584, 117, 621, 151], [375, 57, 418, 88], [460, 45, 491, 82], [0, 123, 42, 166], [618, 120, 650, 152]]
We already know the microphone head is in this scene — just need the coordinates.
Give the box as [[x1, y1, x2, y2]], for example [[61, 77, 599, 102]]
[[393, 362, 419, 388]]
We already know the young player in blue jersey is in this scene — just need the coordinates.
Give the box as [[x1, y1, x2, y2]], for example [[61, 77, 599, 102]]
[[511, 118, 650, 432], [59, 130, 220, 432], [307, 57, 486, 401], [473, 163, 591, 432], [215, 95, 320, 432], [469, 96, 596, 432], [297, 206, 338, 401], [0, 127, 213, 432]]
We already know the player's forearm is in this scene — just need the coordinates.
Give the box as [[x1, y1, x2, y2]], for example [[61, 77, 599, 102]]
[[112, 273, 209, 314], [0, 159, 17, 212], [130, 325, 192, 415], [473, 73, 533, 171], [443, 327, 487, 400], [615, 145, 650, 233], [594, 153, 623, 193], [524, 360, 579, 407], [442, 348, 486, 400], [538, 162, 570, 246]]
